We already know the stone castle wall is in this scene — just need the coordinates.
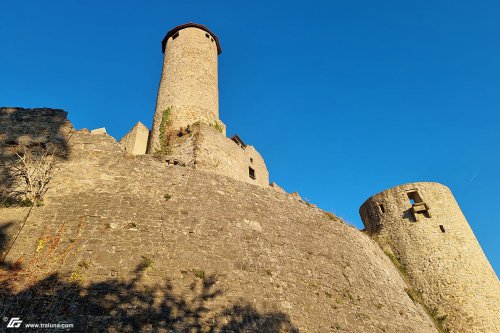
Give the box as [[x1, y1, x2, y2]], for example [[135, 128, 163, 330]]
[[0, 107, 72, 150], [196, 124, 268, 187], [359, 182, 500, 333], [0, 108, 441, 332], [166, 123, 269, 187], [148, 26, 221, 153]]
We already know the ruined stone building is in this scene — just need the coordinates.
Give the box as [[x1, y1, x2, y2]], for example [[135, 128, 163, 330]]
[[0, 22, 499, 333]]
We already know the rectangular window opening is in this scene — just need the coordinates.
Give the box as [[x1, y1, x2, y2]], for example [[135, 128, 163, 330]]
[[407, 191, 423, 205], [205, 33, 210, 38], [250, 157, 253, 163], [378, 203, 385, 214], [439, 225, 446, 233], [172, 32, 179, 40], [249, 167, 256, 179]]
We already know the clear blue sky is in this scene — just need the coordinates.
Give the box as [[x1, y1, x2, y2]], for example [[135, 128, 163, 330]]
[[1, 1, 499, 274]]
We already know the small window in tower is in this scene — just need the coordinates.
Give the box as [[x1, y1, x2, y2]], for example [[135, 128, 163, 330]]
[[249, 167, 256, 179], [250, 157, 253, 163], [211, 38, 214, 42], [172, 32, 179, 40], [439, 225, 446, 233], [378, 203, 385, 214], [205, 33, 209, 38], [407, 191, 422, 205]]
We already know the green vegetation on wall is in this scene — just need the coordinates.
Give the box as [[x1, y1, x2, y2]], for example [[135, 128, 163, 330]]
[[378, 239, 450, 333], [156, 107, 173, 156], [210, 120, 224, 134]]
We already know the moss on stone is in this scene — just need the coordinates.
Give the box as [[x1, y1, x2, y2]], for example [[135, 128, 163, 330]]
[[156, 107, 173, 155]]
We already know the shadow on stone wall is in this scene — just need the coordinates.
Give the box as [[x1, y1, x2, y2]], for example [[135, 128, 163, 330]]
[[0, 222, 14, 265], [0, 107, 71, 206], [0, 222, 298, 332], [0, 262, 298, 332]]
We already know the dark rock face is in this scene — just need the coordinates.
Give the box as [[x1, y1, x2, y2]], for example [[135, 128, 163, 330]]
[[0, 107, 72, 146]]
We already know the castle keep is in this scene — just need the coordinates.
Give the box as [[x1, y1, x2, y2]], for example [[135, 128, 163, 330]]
[[360, 182, 500, 333], [121, 23, 269, 187], [148, 23, 224, 146]]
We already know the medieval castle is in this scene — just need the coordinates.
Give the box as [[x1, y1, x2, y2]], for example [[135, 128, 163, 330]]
[[0, 22, 499, 332], [119, 23, 269, 188]]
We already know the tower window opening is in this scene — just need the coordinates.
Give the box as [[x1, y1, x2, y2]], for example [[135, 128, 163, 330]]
[[205, 33, 209, 38], [172, 32, 179, 40], [249, 167, 256, 179], [378, 203, 385, 214], [250, 157, 253, 163], [407, 191, 423, 205], [211, 38, 214, 42], [439, 225, 446, 233]]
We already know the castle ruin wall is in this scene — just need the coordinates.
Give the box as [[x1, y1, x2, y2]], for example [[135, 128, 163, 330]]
[[165, 123, 269, 187]]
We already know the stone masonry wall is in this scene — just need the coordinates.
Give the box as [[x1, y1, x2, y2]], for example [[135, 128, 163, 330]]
[[148, 26, 220, 153], [196, 123, 269, 187], [119, 122, 149, 155], [359, 182, 500, 333], [166, 123, 269, 187], [0, 108, 441, 332], [0, 107, 73, 256]]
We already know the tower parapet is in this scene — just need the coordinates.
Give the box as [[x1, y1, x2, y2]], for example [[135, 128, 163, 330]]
[[359, 182, 500, 333]]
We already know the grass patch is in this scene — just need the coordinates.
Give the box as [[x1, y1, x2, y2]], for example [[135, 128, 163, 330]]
[[324, 212, 337, 221], [138, 255, 154, 271], [164, 193, 172, 201], [381, 243, 449, 333], [430, 307, 448, 330], [210, 120, 224, 133], [191, 269, 205, 279], [78, 259, 91, 270], [382, 247, 410, 281], [404, 287, 421, 303], [69, 270, 85, 284]]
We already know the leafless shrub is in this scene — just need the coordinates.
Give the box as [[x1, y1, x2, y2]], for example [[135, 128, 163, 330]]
[[6, 145, 64, 206]]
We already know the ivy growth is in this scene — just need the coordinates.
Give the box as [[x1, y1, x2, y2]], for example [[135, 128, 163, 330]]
[[156, 107, 173, 155]]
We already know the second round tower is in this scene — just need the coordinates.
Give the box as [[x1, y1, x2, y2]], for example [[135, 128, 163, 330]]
[[359, 182, 500, 333]]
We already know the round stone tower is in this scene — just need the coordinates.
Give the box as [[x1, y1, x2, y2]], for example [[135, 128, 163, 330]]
[[147, 23, 223, 154], [359, 182, 500, 333]]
